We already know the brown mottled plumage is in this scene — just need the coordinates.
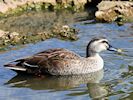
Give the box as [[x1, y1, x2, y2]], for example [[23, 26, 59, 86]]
[[4, 48, 81, 75]]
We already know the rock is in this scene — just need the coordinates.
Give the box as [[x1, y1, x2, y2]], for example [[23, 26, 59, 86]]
[[33, 0, 56, 5], [4, 0, 18, 9], [0, 0, 88, 13], [0, 30, 21, 45], [62, 25, 70, 32], [0, 23, 78, 48], [0, 29, 6, 38], [95, 1, 133, 22], [9, 32, 19, 39], [51, 24, 78, 40], [0, 3, 9, 13]]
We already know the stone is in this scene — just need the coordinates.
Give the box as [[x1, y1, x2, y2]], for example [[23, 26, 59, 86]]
[[0, 29, 5, 38], [9, 32, 19, 39], [95, 1, 133, 22], [0, 0, 89, 13], [0, 3, 9, 13]]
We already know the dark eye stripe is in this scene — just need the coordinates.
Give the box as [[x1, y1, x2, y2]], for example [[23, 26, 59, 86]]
[[101, 41, 109, 44]]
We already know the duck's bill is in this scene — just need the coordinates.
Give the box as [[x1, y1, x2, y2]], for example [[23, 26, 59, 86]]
[[107, 45, 122, 53]]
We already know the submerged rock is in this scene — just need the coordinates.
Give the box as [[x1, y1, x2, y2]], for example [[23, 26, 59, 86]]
[[95, 1, 133, 22]]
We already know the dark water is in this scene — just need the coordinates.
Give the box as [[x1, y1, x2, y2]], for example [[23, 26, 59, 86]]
[[0, 21, 133, 100]]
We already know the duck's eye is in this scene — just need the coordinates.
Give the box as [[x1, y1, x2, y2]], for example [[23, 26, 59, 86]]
[[101, 41, 108, 44]]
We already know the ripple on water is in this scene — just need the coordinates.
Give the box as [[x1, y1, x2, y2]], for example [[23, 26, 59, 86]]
[[0, 22, 133, 100]]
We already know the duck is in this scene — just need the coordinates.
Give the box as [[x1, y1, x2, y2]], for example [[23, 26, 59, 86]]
[[4, 37, 119, 76]]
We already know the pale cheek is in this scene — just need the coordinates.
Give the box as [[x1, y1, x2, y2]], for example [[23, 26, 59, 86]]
[[102, 45, 107, 50], [96, 45, 106, 52]]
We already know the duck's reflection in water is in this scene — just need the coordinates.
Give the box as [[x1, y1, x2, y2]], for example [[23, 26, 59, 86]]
[[5, 69, 108, 99]]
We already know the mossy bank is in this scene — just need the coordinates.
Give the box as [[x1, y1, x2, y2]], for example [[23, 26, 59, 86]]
[[0, 10, 90, 51]]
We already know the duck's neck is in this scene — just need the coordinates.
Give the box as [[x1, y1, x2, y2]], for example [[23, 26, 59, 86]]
[[86, 50, 99, 57], [86, 46, 99, 57]]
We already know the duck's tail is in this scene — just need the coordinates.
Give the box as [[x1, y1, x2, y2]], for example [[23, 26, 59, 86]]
[[4, 63, 26, 72], [4, 62, 41, 75]]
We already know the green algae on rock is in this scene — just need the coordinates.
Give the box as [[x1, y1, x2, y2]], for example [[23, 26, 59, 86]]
[[0, 0, 88, 17], [0, 25, 78, 51], [0, 9, 89, 52]]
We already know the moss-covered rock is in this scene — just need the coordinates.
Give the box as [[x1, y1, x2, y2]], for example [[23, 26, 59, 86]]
[[51, 24, 78, 40], [0, 0, 89, 16], [0, 24, 78, 51], [0, 2, 90, 51]]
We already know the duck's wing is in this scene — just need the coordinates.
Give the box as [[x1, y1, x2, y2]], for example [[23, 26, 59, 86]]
[[4, 48, 80, 75]]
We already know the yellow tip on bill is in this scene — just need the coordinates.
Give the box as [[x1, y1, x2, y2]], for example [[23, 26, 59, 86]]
[[117, 48, 123, 53]]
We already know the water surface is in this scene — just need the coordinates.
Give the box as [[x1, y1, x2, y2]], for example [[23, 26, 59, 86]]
[[0, 21, 133, 100]]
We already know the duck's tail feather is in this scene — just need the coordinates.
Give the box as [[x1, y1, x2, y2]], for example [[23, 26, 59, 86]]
[[4, 64, 26, 71]]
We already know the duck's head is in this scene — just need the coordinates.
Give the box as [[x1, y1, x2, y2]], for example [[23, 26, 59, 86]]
[[86, 37, 118, 57]]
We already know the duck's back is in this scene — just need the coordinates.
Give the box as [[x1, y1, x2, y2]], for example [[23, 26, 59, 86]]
[[4, 48, 81, 75]]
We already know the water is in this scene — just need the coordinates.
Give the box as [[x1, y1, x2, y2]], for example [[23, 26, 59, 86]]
[[0, 21, 133, 100]]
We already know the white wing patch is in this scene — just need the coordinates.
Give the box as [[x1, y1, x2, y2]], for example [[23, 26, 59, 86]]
[[23, 62, 39, 68], [6, 67, 26, 71]]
